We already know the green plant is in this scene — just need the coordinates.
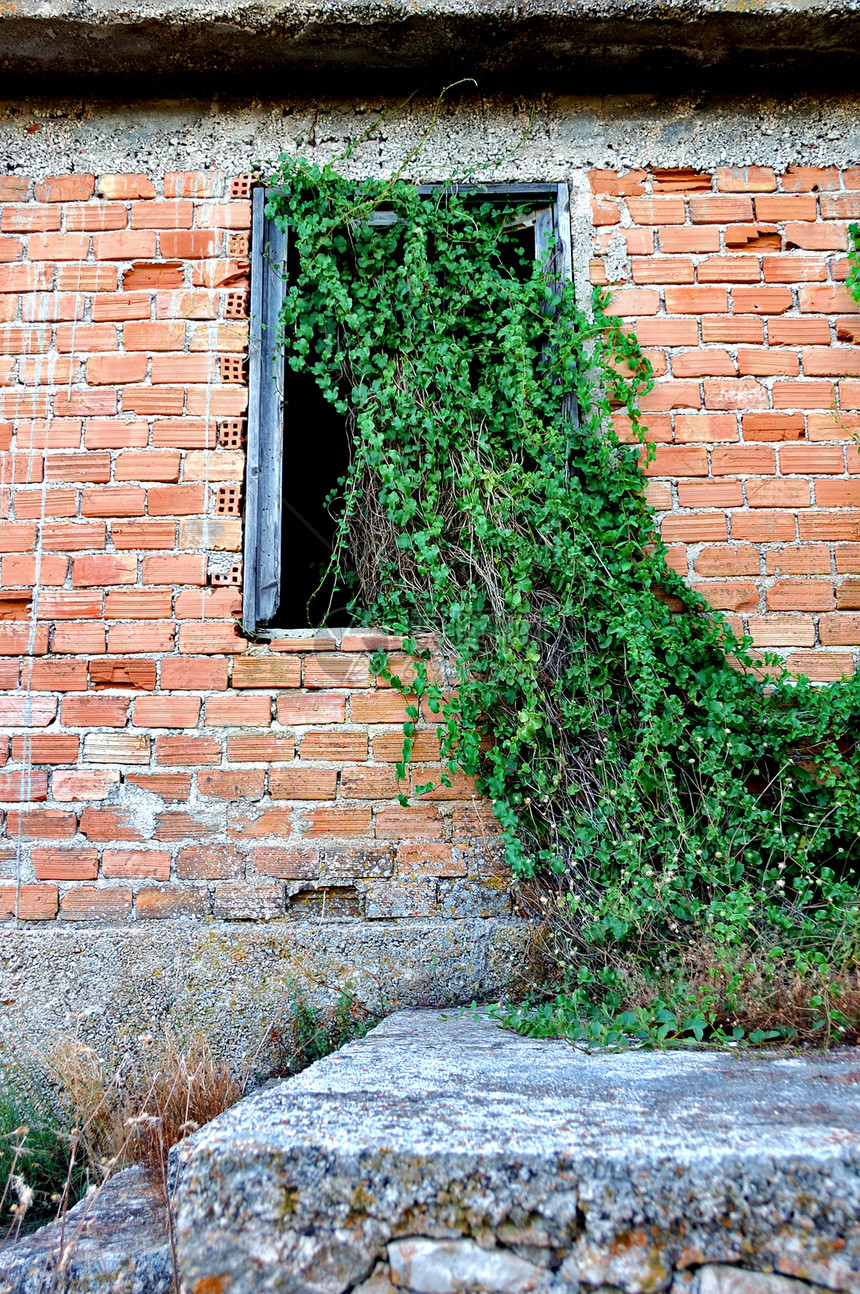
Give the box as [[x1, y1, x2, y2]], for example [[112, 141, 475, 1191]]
[[0, 1066, 87, 1236], [262, 158, 860, 1046]]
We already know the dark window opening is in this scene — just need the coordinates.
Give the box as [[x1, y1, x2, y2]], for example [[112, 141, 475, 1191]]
[[244, 183, 573, 636]]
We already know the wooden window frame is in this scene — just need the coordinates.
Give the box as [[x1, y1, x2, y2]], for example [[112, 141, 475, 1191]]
[[243, 182, 573, 636]]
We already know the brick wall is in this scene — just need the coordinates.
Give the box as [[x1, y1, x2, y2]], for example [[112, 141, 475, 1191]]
[[0, 162, 858, 925], [593, 165, 860, 681], [0, 168, 502, 926]]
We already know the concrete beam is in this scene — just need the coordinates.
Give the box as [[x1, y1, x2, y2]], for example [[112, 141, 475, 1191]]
[[2, 0, 860, 92]]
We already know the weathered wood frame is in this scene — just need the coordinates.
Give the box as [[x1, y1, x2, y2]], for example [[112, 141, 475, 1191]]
[[243, 182, 573, 634]]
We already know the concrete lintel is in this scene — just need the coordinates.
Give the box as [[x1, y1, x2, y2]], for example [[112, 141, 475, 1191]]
[[2, 0, 860, 92]]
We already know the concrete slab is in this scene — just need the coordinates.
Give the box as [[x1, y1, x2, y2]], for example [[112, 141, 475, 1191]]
[[1, 0, 860, 91], [175, 1009, 860, 1294]]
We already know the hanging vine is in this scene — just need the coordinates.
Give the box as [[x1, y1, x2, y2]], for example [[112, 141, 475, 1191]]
[[263, 158, 860, 1044]]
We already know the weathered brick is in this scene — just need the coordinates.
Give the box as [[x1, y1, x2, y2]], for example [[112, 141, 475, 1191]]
[[155, 735, 221, 766], [125, 773, 192, 799], [60, 886, 132, 922], [176, 845, 243, 880], [5, 809, 76, 838], [0, 884, 58, 921], [299, 732, 368, 762], [32, 848, 98, 880], [269, 768, 337, 799], [0, 770, 48, 801], [213, 881, 285, 920], [10, 734, 78, 764], [136, 887, 209, 919], [79, 806, 145, 842], [197, 769, 265, 799], [251, 846, 319, 880], [102, 849, 170, 880]]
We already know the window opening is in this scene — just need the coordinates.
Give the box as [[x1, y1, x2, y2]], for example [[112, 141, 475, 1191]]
[[243, 182, 573, 636]]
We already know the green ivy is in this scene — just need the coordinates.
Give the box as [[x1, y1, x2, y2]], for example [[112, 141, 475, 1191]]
[[263, 159, 860, 1045]]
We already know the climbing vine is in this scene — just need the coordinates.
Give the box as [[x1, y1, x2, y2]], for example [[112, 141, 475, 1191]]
[[264, 158, 860, 1045]]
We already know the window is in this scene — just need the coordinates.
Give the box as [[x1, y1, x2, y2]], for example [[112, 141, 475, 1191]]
[[243, 182, 573, 635]]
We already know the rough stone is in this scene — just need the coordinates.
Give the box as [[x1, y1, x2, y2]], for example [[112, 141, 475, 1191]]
[[698, 1270, 832, 1294], [173, 1010, 860, 1294], [388, 1237, 548, 1293], [0, 1166, 172, 1294]]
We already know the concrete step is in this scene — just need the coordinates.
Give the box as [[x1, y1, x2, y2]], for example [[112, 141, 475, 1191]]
[[2, 1011, 859, 1293], [173, 1010, 860, 1293]]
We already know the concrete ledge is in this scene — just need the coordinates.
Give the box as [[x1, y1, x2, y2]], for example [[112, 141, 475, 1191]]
[[0, 920, 532, 1063], [175, 1009, 860, 1292], [2, 0, 860, 90]]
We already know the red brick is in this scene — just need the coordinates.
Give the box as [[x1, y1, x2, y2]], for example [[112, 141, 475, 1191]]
[[630, 257, 694, 284], [0, 885, 58, 921], [836, 316, 860, 344], [231, 658, 301, 689], [60, 695, 127, 728], [81, 486, 145, 517], [711, 445, 775, 475], [784, 221, 847, 251], [798, 512, 860, 540], [764, 256, 827, 284], [123, 322, 186, 354], [781, 167, 839, 192], [123, 263, 183, 291], [121, 388, 184, 417], [10, 735, 78, 763], [694, 580, 759, 612], [769, 319, 831, 345], [836, 579, 860, 609], [41, 521, 106, 550], [737, 348, 799, 377], [250, 846, 318, 880], [821, 194, 860, 220], [174, 589, 241, 620], [373, 730, 441, 762], [604, 288, 660, 317], [92, 231, 156, 261], [703, 378, 768, 411], [299, 732, 368, 762], [665, 287, 728, 314], [125, 772, 192, 800], [33, 848, 98, 880], [34, 174, 94, 203], [302, 805, 373, 838], [134, 696, 201, 727], [374, 805, 444, 841], [275, 694, 345, 725], [747, 615, 815, 647], [177, 623, 247, 655], [339, 766, 398, 798], [51, 766, 119, 797], [139, 555, 205, 586], [112, 520, 176, 549], [0, 178, 29, 201], [92, 294, 151, 324], [101, 849, 169, 879], [98, 175, 155, 200], [89, 660, 157, 689], [803, 349, 860, 378], [716, 168, 776, 193], [836, 544, 860, 572], [60, 886, 132, 921], [176, 845, 243, 880], [198, 769, 265, 799], [1, 207, 60, 234], [763, 547, 830, 580], [588, 169, 647, 196], [661, 514, 728, 542], [5, 809, 76, 838], [350, 693, 417, 723], [745, 479, 810, 507], [799, 284, 856, 314], [0, 523, 36, 553], [766, 580, 834, 611], [0, 769, 48, 801], [72, 555, 137, 586], [698, 256, 761, 283], [816, 480, 860, 507], [268, 768, 337, 799], [785, 651, 853, 682], [658, 226, 720, 254], [780, 445, 843, 473], [694, 545, 760, 577], [116, 451, 182, 482], [165, 170, 225, 198], [155, 736, 221, 765], [136, 887, 209, 919], [671, 350, 735, 378], [104, 590, 171, 619], [130, 201, 193, 229], [772, 382, 835, 409], [733, 286, 792, 314], [161, 657, 229, 690], [753, 194, 817, 221], [642, 446, 708, 476], [3, 554, 68, 587], [638, 381, 700, 412], [86, 354, 148, 385], [820, 614, 860, 645], [226, 736, 295, 763], [228, 808, 293, 839], [632, 318, 698, 347], [742, 413, 804, 442], [79, 807, 144, 842], [0, 265, 53, 294], [51, 624, 106, 654], [731, 512, 797, 542], [203, 696, 270, 726]]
